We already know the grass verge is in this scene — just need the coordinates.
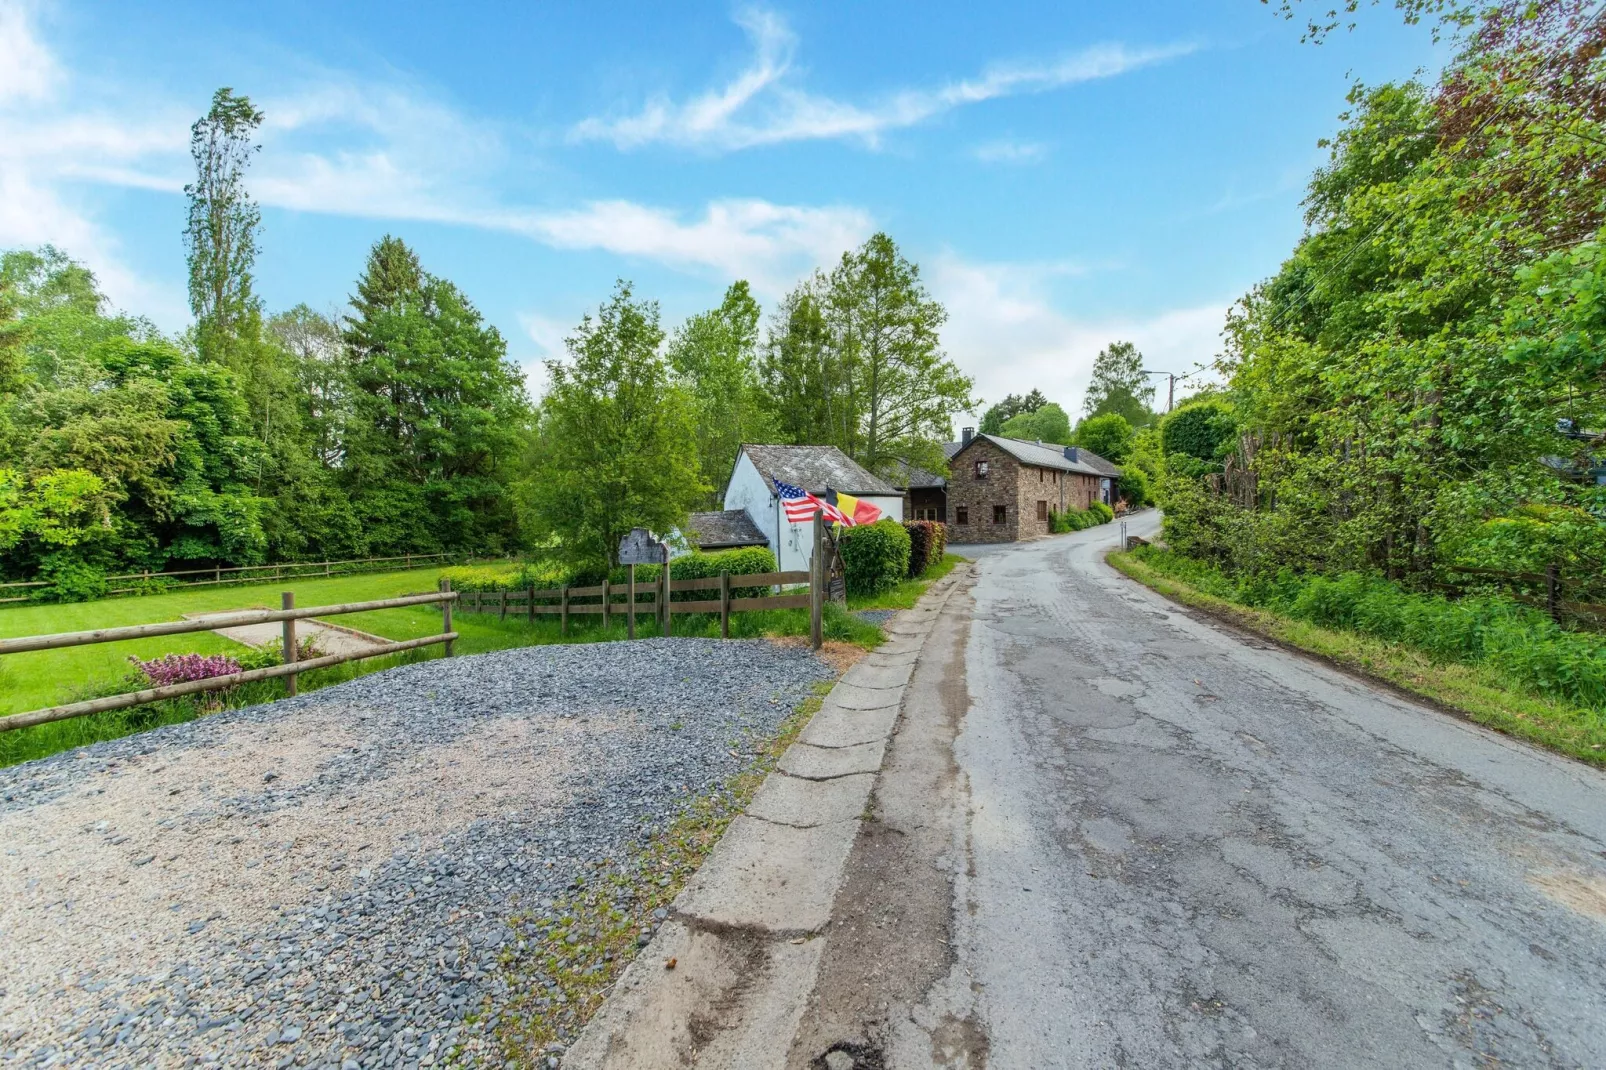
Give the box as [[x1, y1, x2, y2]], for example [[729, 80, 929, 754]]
[[485, 680, 836, 1065], [1108, 550, 1606, 766]]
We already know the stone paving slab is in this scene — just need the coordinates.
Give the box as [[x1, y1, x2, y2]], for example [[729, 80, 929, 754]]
[[674, 815, 859, 932], [746, 772, 875, 827], [826, 681, 905, 711], [777, 739, 887, 779], [838, 659, 914, 691], [798, 703, 900, 750]]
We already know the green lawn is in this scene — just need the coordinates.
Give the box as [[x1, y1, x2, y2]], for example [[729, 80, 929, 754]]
[[0, 567, 885, 768]]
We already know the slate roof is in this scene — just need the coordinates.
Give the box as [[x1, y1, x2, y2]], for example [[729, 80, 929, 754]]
[[887, 460, 945, 489], [684, 510, 770, 550], [956, 434, 1121, 478], [943, 441, 965, 460], [740, 444, 899, 496]]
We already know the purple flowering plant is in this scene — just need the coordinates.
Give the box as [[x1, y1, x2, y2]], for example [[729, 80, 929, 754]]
[[128, 653, 244, 688]]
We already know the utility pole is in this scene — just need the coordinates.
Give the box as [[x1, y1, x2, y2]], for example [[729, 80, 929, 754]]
[[1141, 369, 1177, 413]]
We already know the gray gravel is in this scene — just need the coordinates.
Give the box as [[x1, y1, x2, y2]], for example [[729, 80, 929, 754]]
[[0, 637, 835, 1068]]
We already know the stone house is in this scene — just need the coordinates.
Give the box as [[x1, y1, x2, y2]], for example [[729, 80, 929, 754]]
[[945, 430, 1121, 543]]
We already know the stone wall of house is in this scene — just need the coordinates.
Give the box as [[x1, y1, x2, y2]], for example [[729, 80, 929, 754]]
[[946, 439, 1025, 542]]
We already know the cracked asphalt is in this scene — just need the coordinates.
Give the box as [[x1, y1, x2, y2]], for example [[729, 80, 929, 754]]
[[852, 511, 1606, 1069]]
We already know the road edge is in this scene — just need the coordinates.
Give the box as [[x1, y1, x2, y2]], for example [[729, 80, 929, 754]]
[[562, 566, 975, 1069]]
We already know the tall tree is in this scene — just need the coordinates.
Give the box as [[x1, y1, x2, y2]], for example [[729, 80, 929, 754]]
[[823, 233, 974, 475], [668, 280, 776, 504], [184, 88, 265, 364], [519, 281, 702, 568], [1000, 401, 1072, 444], [1084, 341, 1156, 426], [760, 279, 849, 448]]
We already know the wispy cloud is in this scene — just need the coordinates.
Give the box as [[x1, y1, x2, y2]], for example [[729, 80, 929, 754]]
[[571, 8, 1195, 152], [0, 5, 872, 330], [928, 253, 1227, 418], [972, 138, 1049, 164]]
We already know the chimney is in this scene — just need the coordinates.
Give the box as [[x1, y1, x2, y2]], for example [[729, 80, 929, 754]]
[[962, 426, 975, 446], [1064, 446, 1080, 463]]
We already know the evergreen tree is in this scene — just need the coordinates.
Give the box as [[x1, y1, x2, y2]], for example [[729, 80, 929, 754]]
[[184, 88, 264, 365]]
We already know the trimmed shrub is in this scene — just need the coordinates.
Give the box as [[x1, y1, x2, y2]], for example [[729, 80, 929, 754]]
[[930, 521, 947, 561], [1089, 502, 1115, 524], [663, 546, 778, 601], [840, 520, 912, 595], [905, 520, 938, 577]]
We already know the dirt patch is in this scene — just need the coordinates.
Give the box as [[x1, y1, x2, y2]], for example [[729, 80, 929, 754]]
[[1530, 869, 1606, 922], [0, 707, 603, 1040], [771, 637, 866, 675]]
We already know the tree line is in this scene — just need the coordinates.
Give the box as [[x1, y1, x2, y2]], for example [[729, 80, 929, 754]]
[[1158, 0, 1606, 585], [0, 91, 974, 594]]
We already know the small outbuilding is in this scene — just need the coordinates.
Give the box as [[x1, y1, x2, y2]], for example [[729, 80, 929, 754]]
[[683, 509, 771, 552]]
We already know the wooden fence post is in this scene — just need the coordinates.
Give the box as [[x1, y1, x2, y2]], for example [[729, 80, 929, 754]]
[[1547, 562, 1561, 623], [439, 577, 454, 657], [662, 551, 671, 636], [628, 564, 637, 640], [500, 588, 508, 620], [561, 584, 570, 637], [282, 592, 298, 696], [720, 571, 731, 639], [602, 577, 611, 629], [810, 512, 824, 651], [528, 584, 536, 624]]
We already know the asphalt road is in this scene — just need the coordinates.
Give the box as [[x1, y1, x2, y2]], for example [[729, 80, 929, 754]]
[[821, 512, 1606, 1069]]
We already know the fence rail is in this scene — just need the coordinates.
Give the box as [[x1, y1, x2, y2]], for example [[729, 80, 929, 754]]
[[0, 551, 505, 604], [454, 568, 818, 638], [1441, 563, 1606, 628], [0, 586, 460, 734]]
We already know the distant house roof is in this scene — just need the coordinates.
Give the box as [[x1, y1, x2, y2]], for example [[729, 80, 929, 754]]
[[739, 444, 899, 496], [887, 459, 945, 490], [955, 434, 1121, 478], [942, 441, 965, 460], [685, 510, 769, 550]]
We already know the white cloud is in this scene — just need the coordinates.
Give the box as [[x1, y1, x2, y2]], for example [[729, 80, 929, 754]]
[[0, 0, 57, 103], [572, 9, 1195, 151], [929, 253, 1229, 422], [972, 138, 1048, 164]]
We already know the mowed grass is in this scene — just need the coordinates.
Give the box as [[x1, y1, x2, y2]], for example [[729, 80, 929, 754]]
[[0, 567, 884, 768]]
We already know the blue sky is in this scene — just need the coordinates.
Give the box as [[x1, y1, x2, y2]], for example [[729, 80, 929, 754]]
[[0, 1, 1445, 419]]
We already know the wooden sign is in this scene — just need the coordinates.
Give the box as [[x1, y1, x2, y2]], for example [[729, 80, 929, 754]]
[[618, 527, 664, 566]]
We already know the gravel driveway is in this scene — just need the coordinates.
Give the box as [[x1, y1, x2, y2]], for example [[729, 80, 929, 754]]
[[0, 637, 835, 1068]]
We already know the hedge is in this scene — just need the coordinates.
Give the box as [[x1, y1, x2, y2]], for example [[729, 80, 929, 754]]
[[904, 520, 948, 577], [1049, 504, 1114, 533], [441, 546, 779, 601], [840, 520, 912, 595]]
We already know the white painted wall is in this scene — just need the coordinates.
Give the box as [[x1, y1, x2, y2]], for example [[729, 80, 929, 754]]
[[721, 451, 906, 572]]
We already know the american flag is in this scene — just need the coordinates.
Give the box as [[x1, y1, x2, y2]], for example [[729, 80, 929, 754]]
[[775, 479, 847, 525]]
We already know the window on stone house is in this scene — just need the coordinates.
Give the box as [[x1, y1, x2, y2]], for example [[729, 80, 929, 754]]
[[974, 460, 989, 479], [1038, 468, 1044, 482], [993, 505, 1006, 524], [956, 506, 969, 524], [1037, 500, 1048, 521]]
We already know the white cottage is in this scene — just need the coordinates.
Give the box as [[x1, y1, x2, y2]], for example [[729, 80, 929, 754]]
[[723, 445, 904, 572]]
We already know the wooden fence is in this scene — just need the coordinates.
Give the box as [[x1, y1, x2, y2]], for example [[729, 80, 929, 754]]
[[0, 586, 460, 734], [0, 551, 506, 605], [456, 569, 818, 638], [1441, 564, 1606, 628]]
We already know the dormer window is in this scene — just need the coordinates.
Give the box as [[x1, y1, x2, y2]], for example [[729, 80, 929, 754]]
[[974, 460, 990, 479]]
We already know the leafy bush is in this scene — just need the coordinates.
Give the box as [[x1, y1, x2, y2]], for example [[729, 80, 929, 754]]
[[1049, 506, 1112, 532], [929, 521, 947, 561], [439, 564, 522, 593], [1131, 546, 1606, 711], [1116, 467, 1151, 507], [38, 554, 108, 603], [1159, 400, 1237, 465], [1089, 502, 1115, 524], [839, 520, 911, 595], [905, 520, 939, 577], [661, 547, 778, 601]]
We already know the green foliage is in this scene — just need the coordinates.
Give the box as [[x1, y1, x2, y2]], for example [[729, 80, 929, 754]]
[[1133, 545, 1606, 712], [185, 87, 264, 364], [668, 281, 775, 506], [518, 282, 704, 572], [1159, 400, 1238, 465], [838, 519, 911, 594], [1083, 341, 1156, 426], [979, 389, 1047, 435], [1074, 412, 1134, 463], [999, 402, 1071, 445], [760, 233, 974, 479], [1116, 467, 1151, 507], [1088, 501, 1115, 524], [1050, 504, 1113, 532]]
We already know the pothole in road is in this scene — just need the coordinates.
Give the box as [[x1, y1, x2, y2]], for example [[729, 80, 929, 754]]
[[814, 1041, 887, 1070]]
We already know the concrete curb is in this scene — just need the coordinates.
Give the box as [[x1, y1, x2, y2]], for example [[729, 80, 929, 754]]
[[562, 565, 973, 1069]]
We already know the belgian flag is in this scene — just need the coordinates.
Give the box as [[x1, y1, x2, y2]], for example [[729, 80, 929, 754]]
[[823, 487, 883, 527]]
